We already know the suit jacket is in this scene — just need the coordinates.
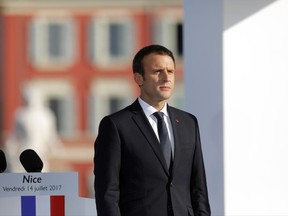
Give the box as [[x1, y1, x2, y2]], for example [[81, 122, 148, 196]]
[[94, 100, 211, 216]]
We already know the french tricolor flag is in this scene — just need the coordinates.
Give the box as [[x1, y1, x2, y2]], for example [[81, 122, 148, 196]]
[[21, 195, 65, 216], [0, 195, 96, 215]]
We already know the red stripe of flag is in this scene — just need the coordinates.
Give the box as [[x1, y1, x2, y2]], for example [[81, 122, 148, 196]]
[[50, 195, 65, 216]]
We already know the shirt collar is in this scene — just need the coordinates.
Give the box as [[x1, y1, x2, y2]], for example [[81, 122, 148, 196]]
[[138, 97, 169, 118]]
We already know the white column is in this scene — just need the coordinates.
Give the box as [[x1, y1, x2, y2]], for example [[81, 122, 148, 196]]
[[184, 0, 224, 215], [184, 0, 288, 215], [224, 0, 288, 215]]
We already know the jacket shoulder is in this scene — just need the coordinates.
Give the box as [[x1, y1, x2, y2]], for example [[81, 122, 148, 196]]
[[168, 106, 198, 122], [100, 101, 140, 124]]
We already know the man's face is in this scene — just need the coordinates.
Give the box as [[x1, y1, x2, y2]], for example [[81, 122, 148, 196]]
[[134, 53, 175, 108]]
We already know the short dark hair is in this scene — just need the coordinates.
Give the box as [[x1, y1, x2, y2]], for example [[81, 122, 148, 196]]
[[132, 44, 175, 75]]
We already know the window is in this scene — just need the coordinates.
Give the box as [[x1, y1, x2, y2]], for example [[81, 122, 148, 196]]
[[176, 23, 183, 56], [154, 18, 183, 58], [28, 17, 76, 68], [48, 24, 64, 58], [88, 79, 133, 135], [88, 17, 135, 66], [48, 96, 75, 137], [109, 97, 124, 114], [26, 80, 76, 137]]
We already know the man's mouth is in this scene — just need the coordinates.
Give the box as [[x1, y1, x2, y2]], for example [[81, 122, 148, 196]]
[[160, 86, 171, 90]]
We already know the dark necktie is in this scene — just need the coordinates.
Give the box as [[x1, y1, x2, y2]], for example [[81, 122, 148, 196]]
[[153, 112, 172, 168]]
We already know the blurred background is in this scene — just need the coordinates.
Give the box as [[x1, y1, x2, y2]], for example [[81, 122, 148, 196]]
[[0, 0, 183, 198]]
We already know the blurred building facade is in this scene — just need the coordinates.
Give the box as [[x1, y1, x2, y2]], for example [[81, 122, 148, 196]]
[[0, 0, 183, 197]]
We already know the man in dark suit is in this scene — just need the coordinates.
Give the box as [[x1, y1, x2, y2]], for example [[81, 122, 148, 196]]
[[94, 45, 211, 216]]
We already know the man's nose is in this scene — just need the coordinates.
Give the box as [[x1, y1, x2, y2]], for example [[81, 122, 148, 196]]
[[162, 70, 169, 79]]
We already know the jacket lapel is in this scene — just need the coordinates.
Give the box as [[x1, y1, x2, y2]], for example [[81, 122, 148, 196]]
[[129, 100, 170, 176], [167, 106, 181, 178]]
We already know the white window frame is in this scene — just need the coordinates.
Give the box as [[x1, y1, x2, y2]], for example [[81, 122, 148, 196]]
[[28, 16, 77, 69], [88, 79, 133, 135], [89, 16, 135, 67], [27, 80, 77, 137], [153, 16, 183, 59]]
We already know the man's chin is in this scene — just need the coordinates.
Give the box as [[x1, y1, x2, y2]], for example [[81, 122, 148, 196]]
[[159, 94, 172, 101]]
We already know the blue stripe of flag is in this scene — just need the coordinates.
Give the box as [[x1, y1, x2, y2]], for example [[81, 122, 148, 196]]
[[21, 196, 36, 216]]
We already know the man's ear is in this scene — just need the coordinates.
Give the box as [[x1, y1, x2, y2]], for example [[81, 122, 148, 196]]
[[134, 73, 143, 86]]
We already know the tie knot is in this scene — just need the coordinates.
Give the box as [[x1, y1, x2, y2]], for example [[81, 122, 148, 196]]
[[153, 112, 164, 121]]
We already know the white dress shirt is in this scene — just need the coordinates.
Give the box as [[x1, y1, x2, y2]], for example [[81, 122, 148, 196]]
[[138, 97, 175, 159]]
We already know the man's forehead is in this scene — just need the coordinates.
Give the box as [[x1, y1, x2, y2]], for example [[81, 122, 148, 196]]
[[143, 54, 174, 65]]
